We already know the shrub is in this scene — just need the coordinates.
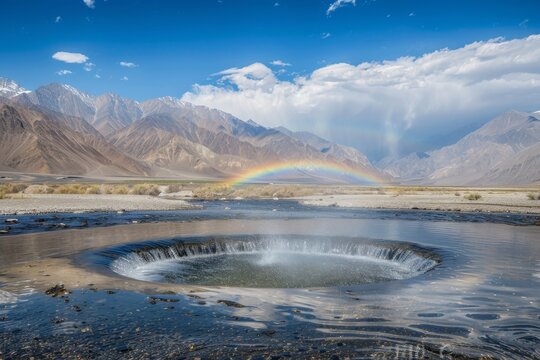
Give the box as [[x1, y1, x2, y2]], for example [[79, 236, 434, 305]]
[[465, 193, 482, 201], [131, 183, 160, 196], [0, 189, 5, 199], [167, 184, 183, 193], [111, 185, 130, 195], [85, 185, 101, 194], [23, 185, 52, 194], [4, 183, 28, 194]]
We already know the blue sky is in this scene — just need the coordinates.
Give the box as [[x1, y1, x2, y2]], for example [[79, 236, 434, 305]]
[[2, 0, 538, 99], [2, 0, 540, 158]]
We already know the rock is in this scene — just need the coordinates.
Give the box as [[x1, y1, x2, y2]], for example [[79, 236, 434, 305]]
[[148, 296, 179, 303], [217, 299, 245, 308], [261, 329, 276, 337], [5, 218, 18, 224], [45, 284, 70, 297], [71, 305, 82, 312], [0, 229, 9, 234], [224, 207, 231, 210]]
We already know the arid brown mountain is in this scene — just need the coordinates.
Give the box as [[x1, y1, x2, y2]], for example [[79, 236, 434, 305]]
[[380, 111, 540, 185], [2, 78, 384, 182], [0, 99, 149, 176]]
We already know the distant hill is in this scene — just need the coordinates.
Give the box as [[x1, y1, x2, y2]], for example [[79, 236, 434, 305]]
[[380, 111, 540, 185]]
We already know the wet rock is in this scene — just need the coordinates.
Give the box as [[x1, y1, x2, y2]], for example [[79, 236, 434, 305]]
[[0, 229, 9, 234], [116, 345, 132, 353], [197, 301, 207, 305], [261, 329, 276, 337], [187, 294, 203, 299], [217, 299, 245, 308], [34, 218, 47, 222], [148, 296, 179, 303], [72, 305, 82, 312], [5, 218, 18, 224], [45, 284, 70, 297], [106, 290, 116, 294]]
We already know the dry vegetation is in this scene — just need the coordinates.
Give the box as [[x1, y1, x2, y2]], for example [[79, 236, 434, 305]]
[[465, 193, 482, 201], [1, 181, 539, 203]]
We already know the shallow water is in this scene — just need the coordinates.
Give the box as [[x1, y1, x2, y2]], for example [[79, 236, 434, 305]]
[[1, 199, 539, 236], [0, 201, 539, 359]]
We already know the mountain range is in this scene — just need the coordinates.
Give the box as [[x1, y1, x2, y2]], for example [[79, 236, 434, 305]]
[[1, 76, 539, 185], [0, 77, 382, 183], [379, 110, 540, 185]]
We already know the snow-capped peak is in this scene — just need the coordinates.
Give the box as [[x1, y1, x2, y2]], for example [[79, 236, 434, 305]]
[[60, 83, 95, 107], [0, 77, 29, 98]]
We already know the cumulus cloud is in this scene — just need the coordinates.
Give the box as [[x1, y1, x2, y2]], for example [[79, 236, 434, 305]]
[[56, 70, 72, 76], [55, 16, 61, 23], [120, 76, 129, 81], [83, 0, 95, 9], [182, 35, 540, 159], [52, 51, 88, 64], [322, 32, 331, 39], [327, 0, 356, 15], [270, 60, 291, 67], [120, 61, 137, 68]]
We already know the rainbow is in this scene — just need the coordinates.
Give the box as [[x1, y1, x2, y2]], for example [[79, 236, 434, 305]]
[[226, 160, 387, 186]]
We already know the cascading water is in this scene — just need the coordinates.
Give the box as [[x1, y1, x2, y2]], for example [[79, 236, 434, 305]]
[[107, 235, 441, 288]]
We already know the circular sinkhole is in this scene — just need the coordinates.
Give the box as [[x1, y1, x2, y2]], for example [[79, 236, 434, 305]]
[[106, 235, 441, 288]]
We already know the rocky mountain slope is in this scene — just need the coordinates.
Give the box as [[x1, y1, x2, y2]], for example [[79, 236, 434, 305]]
[[381, 111, 540, 185], [1, 77, 383, 182], [0, 99, 149, 176]]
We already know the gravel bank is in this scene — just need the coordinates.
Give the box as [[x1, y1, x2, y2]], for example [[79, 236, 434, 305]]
[[0, 194, 196, 214], [300, 192, 540, 214]]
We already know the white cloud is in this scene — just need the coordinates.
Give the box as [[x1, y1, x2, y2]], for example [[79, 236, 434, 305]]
[[322, 32, 331, 39], [95, 74, 101, 79], [52, 51, 89, 64], [55, 16, 61, 23], [270, 60, 291, 67], [519, 19, 529, 27], [83, 62, 95, 71], [182, 35, 540, 158], [409, 12, 416, 17], [120, 61, 138, 68], [274, 2, 279, 6], [121, 76, 129, 81], [56, 70, 72, 76], [83, 0, 95, 9], [326, 0, 356, 16]]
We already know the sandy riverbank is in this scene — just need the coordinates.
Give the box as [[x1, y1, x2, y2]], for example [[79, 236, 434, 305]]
[[299, 190, 540, 214], [0, 194, 196, 215]]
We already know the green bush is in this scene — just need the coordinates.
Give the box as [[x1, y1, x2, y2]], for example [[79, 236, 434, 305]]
[[465, 193, 482, 201]]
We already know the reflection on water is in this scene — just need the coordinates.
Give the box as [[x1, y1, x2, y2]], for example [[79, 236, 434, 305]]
[[0, 201, 539, 358]]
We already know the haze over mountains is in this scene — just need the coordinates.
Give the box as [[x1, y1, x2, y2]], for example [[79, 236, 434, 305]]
[[0, 77, 382, 183], [380, 111, 540, 185], [1, 76, 539, 185]]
